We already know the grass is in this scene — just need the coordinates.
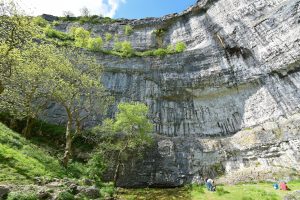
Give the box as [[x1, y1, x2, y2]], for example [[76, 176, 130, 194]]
[[117, 187, 191, 200], [191, 181, 300, 200], [117, 181, 300, 200], [0, 122, 66, 183]]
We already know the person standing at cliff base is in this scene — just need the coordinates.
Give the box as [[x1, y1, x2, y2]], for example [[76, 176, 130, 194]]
[[205, 177, 216, 191]]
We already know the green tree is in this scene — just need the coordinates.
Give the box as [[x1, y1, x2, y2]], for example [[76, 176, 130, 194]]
[[51, 48, 113, 167], [93, 102, 153, 186], [0, 0, 37, 94], [0, 43, 64, 137]]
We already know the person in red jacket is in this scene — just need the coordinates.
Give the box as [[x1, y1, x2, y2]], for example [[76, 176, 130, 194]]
[[279, 181, 290, 190]]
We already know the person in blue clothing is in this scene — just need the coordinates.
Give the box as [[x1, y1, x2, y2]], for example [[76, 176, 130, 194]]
[[273, 182, 279, 190], [205, 177, 216, 191]]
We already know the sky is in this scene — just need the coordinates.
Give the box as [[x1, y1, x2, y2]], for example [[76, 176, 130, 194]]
[[19, 0, 197, 19]]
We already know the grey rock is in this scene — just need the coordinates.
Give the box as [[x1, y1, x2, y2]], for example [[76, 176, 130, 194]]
[[83, 178, 94, 186], [0, 186, 9, 199], [284, 190, 300, 200], [44, 0, 300, 187], [69, 183, 78, 195], [77, 186, 100, 199], [41, 14, 58, 22], [37, 189, 51, 200]]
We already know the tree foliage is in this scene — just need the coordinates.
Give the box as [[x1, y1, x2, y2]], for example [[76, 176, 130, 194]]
[[0, 0, 38, 94], [0, 43, 65, 137], [92, 102, 153, 186], [50, 48, 113, 167]]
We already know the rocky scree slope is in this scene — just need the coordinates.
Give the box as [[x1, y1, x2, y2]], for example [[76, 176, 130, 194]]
[[46, 0, 300, 187]]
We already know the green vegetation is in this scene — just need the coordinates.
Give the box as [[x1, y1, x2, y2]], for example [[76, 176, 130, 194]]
[[113, 40, 134, 57], [118, 181, 300, 200], [176, 41, 187, 52], [92, 102, 154, 186], [105, 32, 113, 42], [100, 182, 115, 199], [70, 27, 90, 47], [57, 191, 75, 200], [153, 28, 166, 47], [38, 24, 187, 57], [86, 153, 106, 185], [0, 123, 65, 183], [59, 15, 116, 25], [33, 16, 48, 27], [124, 24, 133, 35], [44, 26, 73, 41], [135, 43, 186, 57], [7, 191, 38, 200], [0, 43, 67, 137], [87, 36, 103, 51], [0, 1, 37, 95], [153, 28, 166, 38], [117, 187, 191, 200], [190, 182, 300, 200], [48, 48, 112, 167]]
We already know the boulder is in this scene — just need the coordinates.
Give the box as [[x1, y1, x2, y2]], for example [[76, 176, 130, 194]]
[[0, 186, 9, 199], [77, 186, 100, 199]]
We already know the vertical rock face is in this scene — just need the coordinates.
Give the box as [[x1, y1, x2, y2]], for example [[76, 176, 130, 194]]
[[48, 0, 300, 186]]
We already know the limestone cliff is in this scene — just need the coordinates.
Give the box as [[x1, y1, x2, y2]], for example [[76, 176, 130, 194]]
[[47, 0, 300, 187]]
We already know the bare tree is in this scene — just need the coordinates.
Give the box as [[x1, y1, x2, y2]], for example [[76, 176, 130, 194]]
[[62, 10, 75, 18], [80, 6, 90, 17]]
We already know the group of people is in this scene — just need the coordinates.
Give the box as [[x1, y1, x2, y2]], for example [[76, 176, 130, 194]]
[[273, 181, 290, 191], [204, 177, 290, 192]]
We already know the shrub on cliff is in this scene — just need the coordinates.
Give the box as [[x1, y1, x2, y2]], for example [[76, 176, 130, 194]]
[[45, 26, 73, 41], [70, 27, 90, 48], [113, 41, 134, 57], [87, 37, 103, 51], [124, 24, 133, 35], [175, 42, 187, 52]]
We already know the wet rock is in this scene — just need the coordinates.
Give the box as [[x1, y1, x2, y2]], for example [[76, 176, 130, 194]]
[[0, 186, 10, 199]]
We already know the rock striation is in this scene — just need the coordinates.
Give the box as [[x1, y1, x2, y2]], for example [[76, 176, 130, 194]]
[[47, 0, 300, 187]]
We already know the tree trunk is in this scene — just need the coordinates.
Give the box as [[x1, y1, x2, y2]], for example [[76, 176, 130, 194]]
[[113, 157, 121, 187], [113, 142, 128, 187], [22, 117, 34, 138], [0, 80, 4, 94], [63, 119, 73, 167], [9, 118, 17, 130], [75, 119, 81, 137]]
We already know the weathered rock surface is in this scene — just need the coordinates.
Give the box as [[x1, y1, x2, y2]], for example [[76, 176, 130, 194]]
[[45, 0, 300, 187], [0, 185, 10, 199]]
